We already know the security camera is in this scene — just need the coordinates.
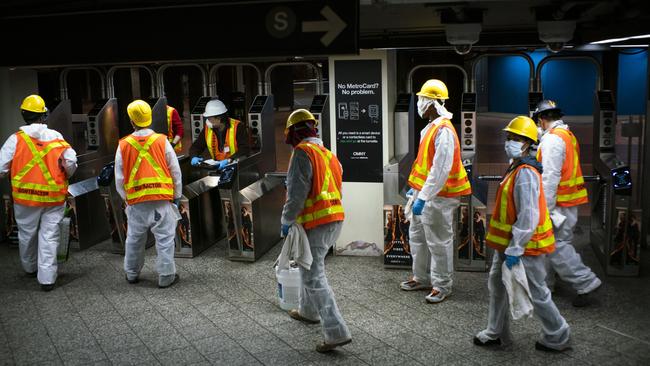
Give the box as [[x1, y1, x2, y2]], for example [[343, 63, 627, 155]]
[[538, 20, 575, 53], [454, 44, 472, 55], [445, 23, 481, 55], [546, 42, 565, 53]]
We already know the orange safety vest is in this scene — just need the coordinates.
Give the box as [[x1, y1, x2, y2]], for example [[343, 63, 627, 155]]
[[205, 118, 240, 160], [407, 119, 471, 197], [10, 131, 70, 207], [119, 133, 174, 205], [166, 106, 182, 153], [486, 164, 556, 256], [294, 142, 345, 230], [536, 128, 588, 207]]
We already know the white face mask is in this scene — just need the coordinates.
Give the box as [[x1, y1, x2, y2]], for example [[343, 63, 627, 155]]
[[205, 120, 213, 129], [417, 98, 432, 119], [504, 140, 525, 159], [433, 100, 453, 119]]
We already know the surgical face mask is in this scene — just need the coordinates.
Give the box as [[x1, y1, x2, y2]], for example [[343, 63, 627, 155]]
[[417, 98, 432, 119], [504, 140, 525, 159], [205, 120, 213, 129]]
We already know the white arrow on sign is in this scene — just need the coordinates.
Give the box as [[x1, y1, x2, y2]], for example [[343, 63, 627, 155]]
[[301, 6, 346, 47]]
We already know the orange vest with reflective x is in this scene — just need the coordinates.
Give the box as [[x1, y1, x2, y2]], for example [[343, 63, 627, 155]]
[[166, 106, 182, 153], [206, 118, 240, 160], [10, 131, 70, 207], [536, 128, 588, 207], [119, 133, 174, 205], [407, 119, 471, 197], [486, 164, 556, 256], [294, 142, 345, 230]]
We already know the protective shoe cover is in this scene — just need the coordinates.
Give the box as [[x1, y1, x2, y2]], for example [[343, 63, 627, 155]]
[[288, 309, 320, 324], [15, 203, 65, 286], [425, 288, 450, 303], [159, 274, 179, 288], [315, 338, 352, 353], [298, 222, 351, 345], [476, 253, 570, 351], [399, 278, 431, 291], [124, 201, 180, 285]]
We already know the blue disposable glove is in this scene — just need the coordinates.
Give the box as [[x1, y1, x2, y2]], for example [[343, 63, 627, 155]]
[[406, 188, 415, 198], [173, 198, 181, 208], [412, 198, 425, 216], [216, 159, 230, 170], [281, 224, 290, 237], [505, 255, 521, 270], [191, 156, 204, 166]]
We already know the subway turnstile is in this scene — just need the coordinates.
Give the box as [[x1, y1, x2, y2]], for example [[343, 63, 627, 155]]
[[590, 90, 641, 276]]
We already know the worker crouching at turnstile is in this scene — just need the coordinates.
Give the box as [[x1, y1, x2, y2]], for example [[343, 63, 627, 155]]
[[474, 116, 570, 352], [189, 99, 250, 169], [114, 100, 182, 288], [0, 95, 78, 292], [279, 109, 352, 353]]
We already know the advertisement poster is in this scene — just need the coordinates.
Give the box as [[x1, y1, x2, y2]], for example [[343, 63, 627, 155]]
[[240, 204, 253, 251], [457, 205, 487, 261], [334, 59, 383, 183], [610, 208, 641, 266], [383, 205, 412, 267], [177, 199, 192, 252], [223, 199, 239, 251]]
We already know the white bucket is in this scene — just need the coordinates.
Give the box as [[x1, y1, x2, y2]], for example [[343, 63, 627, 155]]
[[275, 266, 301, 311]]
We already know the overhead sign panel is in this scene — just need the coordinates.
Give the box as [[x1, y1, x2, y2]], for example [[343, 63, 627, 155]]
[[0, 0, 358, 66]]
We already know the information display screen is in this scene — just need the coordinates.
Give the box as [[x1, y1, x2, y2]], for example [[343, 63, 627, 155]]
[[612, 166, 632, 192]]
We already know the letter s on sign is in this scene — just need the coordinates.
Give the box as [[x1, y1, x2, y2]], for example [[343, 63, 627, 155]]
[[266, 7, 296, 39]]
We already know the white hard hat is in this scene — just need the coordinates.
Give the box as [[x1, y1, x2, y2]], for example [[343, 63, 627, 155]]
[[203, 99, 227, 117]]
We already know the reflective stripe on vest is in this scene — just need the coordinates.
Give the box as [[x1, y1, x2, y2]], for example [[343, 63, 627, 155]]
[[407, 120, 472, 197], [121, 133, 174, 204], [205, 118, 239, 160], [295, 142, 345, 230], [166, 106, 182, 152], [536, 128, 588, 207], [485, 164, 555, 256], [11, 131, 70, 206]]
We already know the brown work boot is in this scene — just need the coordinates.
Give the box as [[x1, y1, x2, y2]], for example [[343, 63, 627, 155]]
[[399, 277, 431, 291], [315, 338, 352, 353], [288, 309, 320, 324]]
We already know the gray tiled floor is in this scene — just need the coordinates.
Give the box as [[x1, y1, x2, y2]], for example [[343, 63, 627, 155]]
[[1, 227, 649, 366]]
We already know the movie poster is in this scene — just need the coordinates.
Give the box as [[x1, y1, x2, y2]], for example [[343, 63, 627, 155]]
[[610, 208, 641, 266], [177, 198, 192, 251], [382, 204, 412, 267], [240, 204, 253, 251], [457, 205, 487, 261]]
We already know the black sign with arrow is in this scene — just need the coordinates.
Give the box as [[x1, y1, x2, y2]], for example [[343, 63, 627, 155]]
[[0, 0, 359, 66]]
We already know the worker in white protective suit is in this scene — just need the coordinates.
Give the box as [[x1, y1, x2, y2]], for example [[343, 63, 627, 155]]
[[474, 116, 570, 353], [399, 79, 472, 303], [533, 100, 601, 307], [114, 100, 182, 288], [280, 109, 352, 353], [0, 95, 77, 291]]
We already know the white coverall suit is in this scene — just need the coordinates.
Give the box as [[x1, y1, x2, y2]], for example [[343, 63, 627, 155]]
[[538, 121, 601, 294], [114, 129, 182, 286], [281, 137, 351, 345], [476, 164, 571, 350], [0, 124, 77, 285], [408, 117, 459, 296]]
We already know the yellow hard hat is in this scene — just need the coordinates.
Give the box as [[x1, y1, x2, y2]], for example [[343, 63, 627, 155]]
[[127, 100, 152, 127], [416, 79, 449, 100], [503, 116, 538, 143], [20, 94, 47, 113], [286, 109, 317, 131]]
